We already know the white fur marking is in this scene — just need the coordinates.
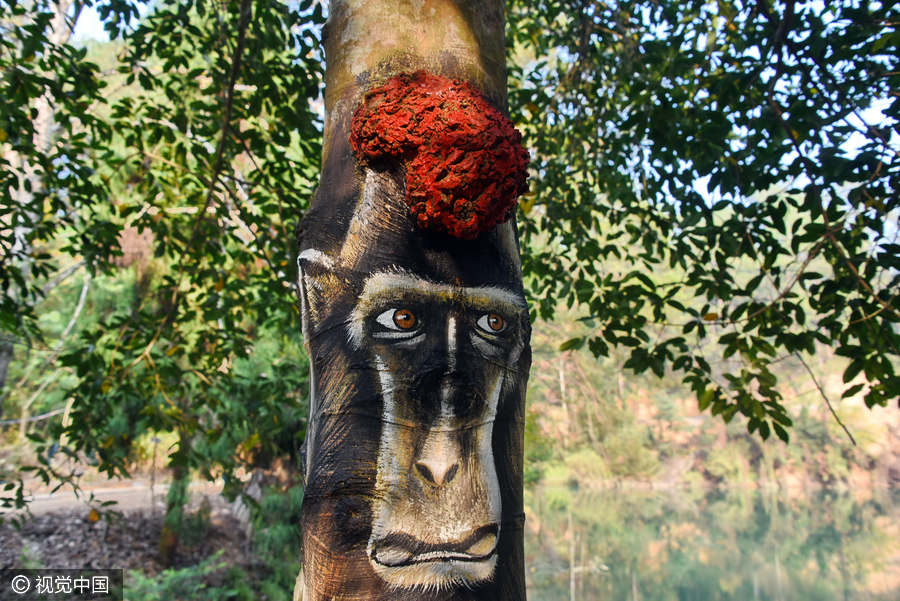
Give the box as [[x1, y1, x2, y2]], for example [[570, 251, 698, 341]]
[[447, 316, 457, 369], [297, 248, 334, 269]]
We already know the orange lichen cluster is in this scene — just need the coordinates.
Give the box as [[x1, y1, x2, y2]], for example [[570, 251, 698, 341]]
[[350, 71, 529, 239]]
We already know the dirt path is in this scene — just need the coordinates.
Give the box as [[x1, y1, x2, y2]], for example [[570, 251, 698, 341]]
[[3, 479, 225, 515]]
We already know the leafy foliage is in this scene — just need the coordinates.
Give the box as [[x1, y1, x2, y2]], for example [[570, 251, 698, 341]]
[[125, 484, 303, 601], [58, 0, 320, 487], [0, 0, 117, 341], [508, 0, 899, 439], [249, 484, 305, 600], [1, 0, 897, 524], [126, 551, 228, 601], [1, 0, 321, 509]]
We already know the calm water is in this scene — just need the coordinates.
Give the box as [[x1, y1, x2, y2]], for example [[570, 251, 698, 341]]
[[524, 485, 900, 601]]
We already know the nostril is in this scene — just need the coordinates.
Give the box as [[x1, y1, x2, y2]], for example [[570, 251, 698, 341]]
[[444, 463, 459, 484], [415, 462, 435, 485], [414, 461, 459, 486]]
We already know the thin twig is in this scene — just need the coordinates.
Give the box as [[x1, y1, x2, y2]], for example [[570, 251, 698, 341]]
[[40, 260, 85, 297], [0, 408, 65, 426], [13, 272, 91, 398], [794, 352, 856, 446], [17, 273, 90, 436], [191, 0, 253, 240], [746, 236, 826, 322]]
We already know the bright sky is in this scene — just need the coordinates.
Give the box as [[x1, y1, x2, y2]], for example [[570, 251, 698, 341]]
[[73, 3, 152, 42], [72, 5, 109, 42]]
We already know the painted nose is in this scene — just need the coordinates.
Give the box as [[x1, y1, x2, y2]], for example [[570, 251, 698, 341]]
[[414, 428, 460, 487]]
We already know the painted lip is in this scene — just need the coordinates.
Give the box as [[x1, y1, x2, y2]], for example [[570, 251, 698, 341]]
[[370, 524, 499, 567]]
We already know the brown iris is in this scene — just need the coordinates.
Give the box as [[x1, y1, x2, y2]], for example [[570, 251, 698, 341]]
[[487, 314, 504, 331], [393, 309, 417, 330]]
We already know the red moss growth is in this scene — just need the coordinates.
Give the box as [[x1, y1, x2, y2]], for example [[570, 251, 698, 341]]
[[350, 71, 529, 239]]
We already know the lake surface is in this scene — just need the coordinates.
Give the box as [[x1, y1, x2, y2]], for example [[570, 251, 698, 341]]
[[524, 484, 900, 601]]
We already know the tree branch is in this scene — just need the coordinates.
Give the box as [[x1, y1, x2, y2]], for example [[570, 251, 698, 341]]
[[192, 0, 253, 240], [134, 0, 254, 368], [766, 83, 900, 324], [746, 236, 825, 322], [793, 352, 856, 446], [0, 407, 66, 426], [13, 272, 91, 397], [40, 260, 85, 297], [17, 273, 90, 436]]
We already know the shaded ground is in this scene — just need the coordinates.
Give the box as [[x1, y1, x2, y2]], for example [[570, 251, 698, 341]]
[[0, 488, 249, 574]]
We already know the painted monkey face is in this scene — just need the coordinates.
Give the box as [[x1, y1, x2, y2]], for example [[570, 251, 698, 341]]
[[297, 166, 530, 600], [347, 270, 526, 592]]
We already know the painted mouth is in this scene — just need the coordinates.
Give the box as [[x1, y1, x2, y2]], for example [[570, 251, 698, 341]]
[[370, 524, 499, 567]]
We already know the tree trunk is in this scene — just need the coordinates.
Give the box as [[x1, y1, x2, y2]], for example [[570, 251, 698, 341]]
[[568, 509, 576, 601], [295, 1, 531, 599], [158, 429, 190, 567], [8, 0, 73, 262], [631, 566, 639, 601], [0, 339, 12, 398]]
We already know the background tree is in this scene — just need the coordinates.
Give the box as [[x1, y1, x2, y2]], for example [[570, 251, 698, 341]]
[[1, 0, 115, 394], [507, 0, 899, 441], [1, 0, 321, 572]]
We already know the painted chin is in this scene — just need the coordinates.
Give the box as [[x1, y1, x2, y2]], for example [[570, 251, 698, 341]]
[[369, 525, 499, 591]]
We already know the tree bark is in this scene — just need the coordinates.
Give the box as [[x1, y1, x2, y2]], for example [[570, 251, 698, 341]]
[[0, 339, 12, 399], [295, 1, 530, 599], [158, 434, 190, 568]]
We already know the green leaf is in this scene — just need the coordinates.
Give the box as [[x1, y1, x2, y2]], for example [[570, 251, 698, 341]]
[[773, 422, 789, 443], [841, 383, 865, 399], [697, 388, 714, 412], [559, 337, 585, 351], [843, 359, 864, 383]]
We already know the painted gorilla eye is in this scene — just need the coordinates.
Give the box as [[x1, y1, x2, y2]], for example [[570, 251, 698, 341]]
[[376, 308, 418, 331], [393, 309, 417, 329], [477, 313, 505, 333]]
